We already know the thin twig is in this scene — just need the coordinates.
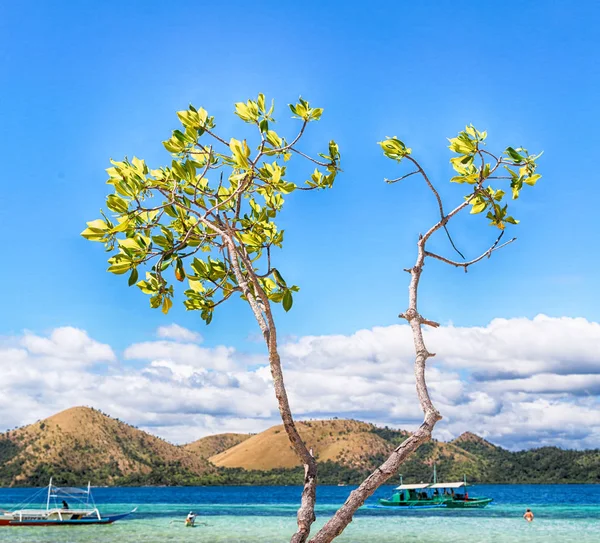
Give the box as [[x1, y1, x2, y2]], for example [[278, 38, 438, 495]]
[[404, 155, 465, 260], [425, 232, 515, 271], [386, 171, 419, 184]]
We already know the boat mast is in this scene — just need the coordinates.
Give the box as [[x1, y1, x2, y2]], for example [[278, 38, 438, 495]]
[[46, 477, 52, 512], [433, 464, 437, 484], [399, 473, 403, 486]]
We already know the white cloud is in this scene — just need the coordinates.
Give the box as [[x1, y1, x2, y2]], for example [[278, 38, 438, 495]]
[[124, 340, 239, 371], [156, 324, 202, 343], [20, 327, 115, 365], [1, 315, 600, 449]]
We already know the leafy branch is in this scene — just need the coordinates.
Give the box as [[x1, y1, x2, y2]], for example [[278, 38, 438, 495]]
[[82, 94, 340, 543], [306, 125, 542, 543]]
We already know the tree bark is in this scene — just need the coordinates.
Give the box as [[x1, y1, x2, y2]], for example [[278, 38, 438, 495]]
[[307, 228, 442, 543], [308, 413, 439, 543], [229, 239, 318, 543]]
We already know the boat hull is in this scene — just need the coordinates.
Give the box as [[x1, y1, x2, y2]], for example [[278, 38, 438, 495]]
[[378, 496, 493, 509], [445, 497, 493, 508], [378, 498, 449, 507], [377, 502, 446, 509], [0, 511, 134, 526]]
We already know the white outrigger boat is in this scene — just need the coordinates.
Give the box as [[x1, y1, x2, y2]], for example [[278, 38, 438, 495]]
[[0, 479, 136, 526]]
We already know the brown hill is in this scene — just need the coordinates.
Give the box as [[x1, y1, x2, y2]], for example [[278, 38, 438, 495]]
[[210, 419, 402, 470], [207, 419, 488, 481], [0, 406, 214, 486], [185, 433, 251, 459]]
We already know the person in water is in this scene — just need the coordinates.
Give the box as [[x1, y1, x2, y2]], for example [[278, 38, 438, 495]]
[[523, 508, 534, 522], [185, 512, 196, 527], [62, 500, 69, 510]]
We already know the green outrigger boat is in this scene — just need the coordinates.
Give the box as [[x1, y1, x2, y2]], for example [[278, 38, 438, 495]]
[[379, 470, 492, 509]]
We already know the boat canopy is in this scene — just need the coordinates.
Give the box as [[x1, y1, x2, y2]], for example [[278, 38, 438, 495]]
[[429, 482, 469, 489], [394, 481, 471, 490], [394, 483, 430, 490], [51, 486, 90, 495]]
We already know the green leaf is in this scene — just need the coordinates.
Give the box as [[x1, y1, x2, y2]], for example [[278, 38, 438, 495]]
[[108, 261, 131, 275], [161, 297, 173, 315], [86, 219, 109, 231], [524, 173, 541, 186], [470, 199, 487, 214], [505, 147, 524, 162], [118, 238, 142, 251], [188, 279, 205, 293], [282, 290, 293, 312], [379, 137, 411, 161], [273, 268, 287, 287], [257, 93, 266, 112], [310, 108, 323, 121], [106, 195, 129, 213], [128, 268, 139, 286], [229, 138, 250, 168]]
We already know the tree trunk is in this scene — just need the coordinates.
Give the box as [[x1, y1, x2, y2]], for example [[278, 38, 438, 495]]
[[269, 347, 318, 543], [307, 233, 442, 542], [307, 413, 439, 542]]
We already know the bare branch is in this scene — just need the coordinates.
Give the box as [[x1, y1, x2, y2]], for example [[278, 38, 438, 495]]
[[403, 155, 465, 260], [425, 233, 516, 271], [202, 127, 230, 148], [385, 171, 419, 184], [290, 147, 331, 167]]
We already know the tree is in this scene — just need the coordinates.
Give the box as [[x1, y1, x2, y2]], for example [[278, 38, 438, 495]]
[[82, 94, 340, 542], [307, 127, 542, 543], [83, 97, 542, 542]]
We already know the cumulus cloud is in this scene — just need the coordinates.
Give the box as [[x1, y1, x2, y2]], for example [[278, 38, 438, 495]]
[[1, 315, 599, 449], [156, 324, 202, 343], [124, 341, 239, 371], [20, 327, 115, 365]]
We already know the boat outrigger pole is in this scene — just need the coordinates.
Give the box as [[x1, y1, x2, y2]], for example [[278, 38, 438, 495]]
[[46, 478, 52, 512]]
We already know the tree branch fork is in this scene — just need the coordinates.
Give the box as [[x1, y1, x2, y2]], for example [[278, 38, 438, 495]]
[[307, 149, 522, 543]]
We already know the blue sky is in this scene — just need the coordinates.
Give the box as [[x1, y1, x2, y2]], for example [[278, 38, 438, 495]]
[[1, 1, 599, 447]]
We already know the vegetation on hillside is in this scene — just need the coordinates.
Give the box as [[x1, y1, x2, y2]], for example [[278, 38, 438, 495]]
[[1, 410, 598, 487]]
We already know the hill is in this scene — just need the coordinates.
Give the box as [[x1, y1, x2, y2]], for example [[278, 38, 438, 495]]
[[2, 409, 600, 486], [185, 433, 251, 459], [208, 419, 489, 482], [205, 420, 600, 484], [0, 406, 214, 487], [211, 420, 396, 470]]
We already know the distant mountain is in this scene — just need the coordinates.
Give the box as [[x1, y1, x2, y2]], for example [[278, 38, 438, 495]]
[[185, 433, 251, 459], [0, 407, 214, 487], [1, 408, 599, 486], [206, 420, 600, 484], [451, 432, 497, 449], [210, 420, 399, 470]]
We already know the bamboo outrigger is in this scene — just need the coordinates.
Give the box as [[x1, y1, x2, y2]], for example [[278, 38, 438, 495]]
[[0, 479, 137, 526]]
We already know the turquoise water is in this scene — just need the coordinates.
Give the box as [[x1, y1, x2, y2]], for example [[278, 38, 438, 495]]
[[0, 485, 599, 542]]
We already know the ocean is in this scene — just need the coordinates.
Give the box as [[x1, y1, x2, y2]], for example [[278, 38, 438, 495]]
[[0, 484, 598, 542]]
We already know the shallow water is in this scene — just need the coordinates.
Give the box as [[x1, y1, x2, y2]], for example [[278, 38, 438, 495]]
[[0, 484, 598, 542]]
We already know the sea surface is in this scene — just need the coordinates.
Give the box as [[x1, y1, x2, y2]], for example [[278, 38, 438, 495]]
[[0, 484, 598, 542]]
